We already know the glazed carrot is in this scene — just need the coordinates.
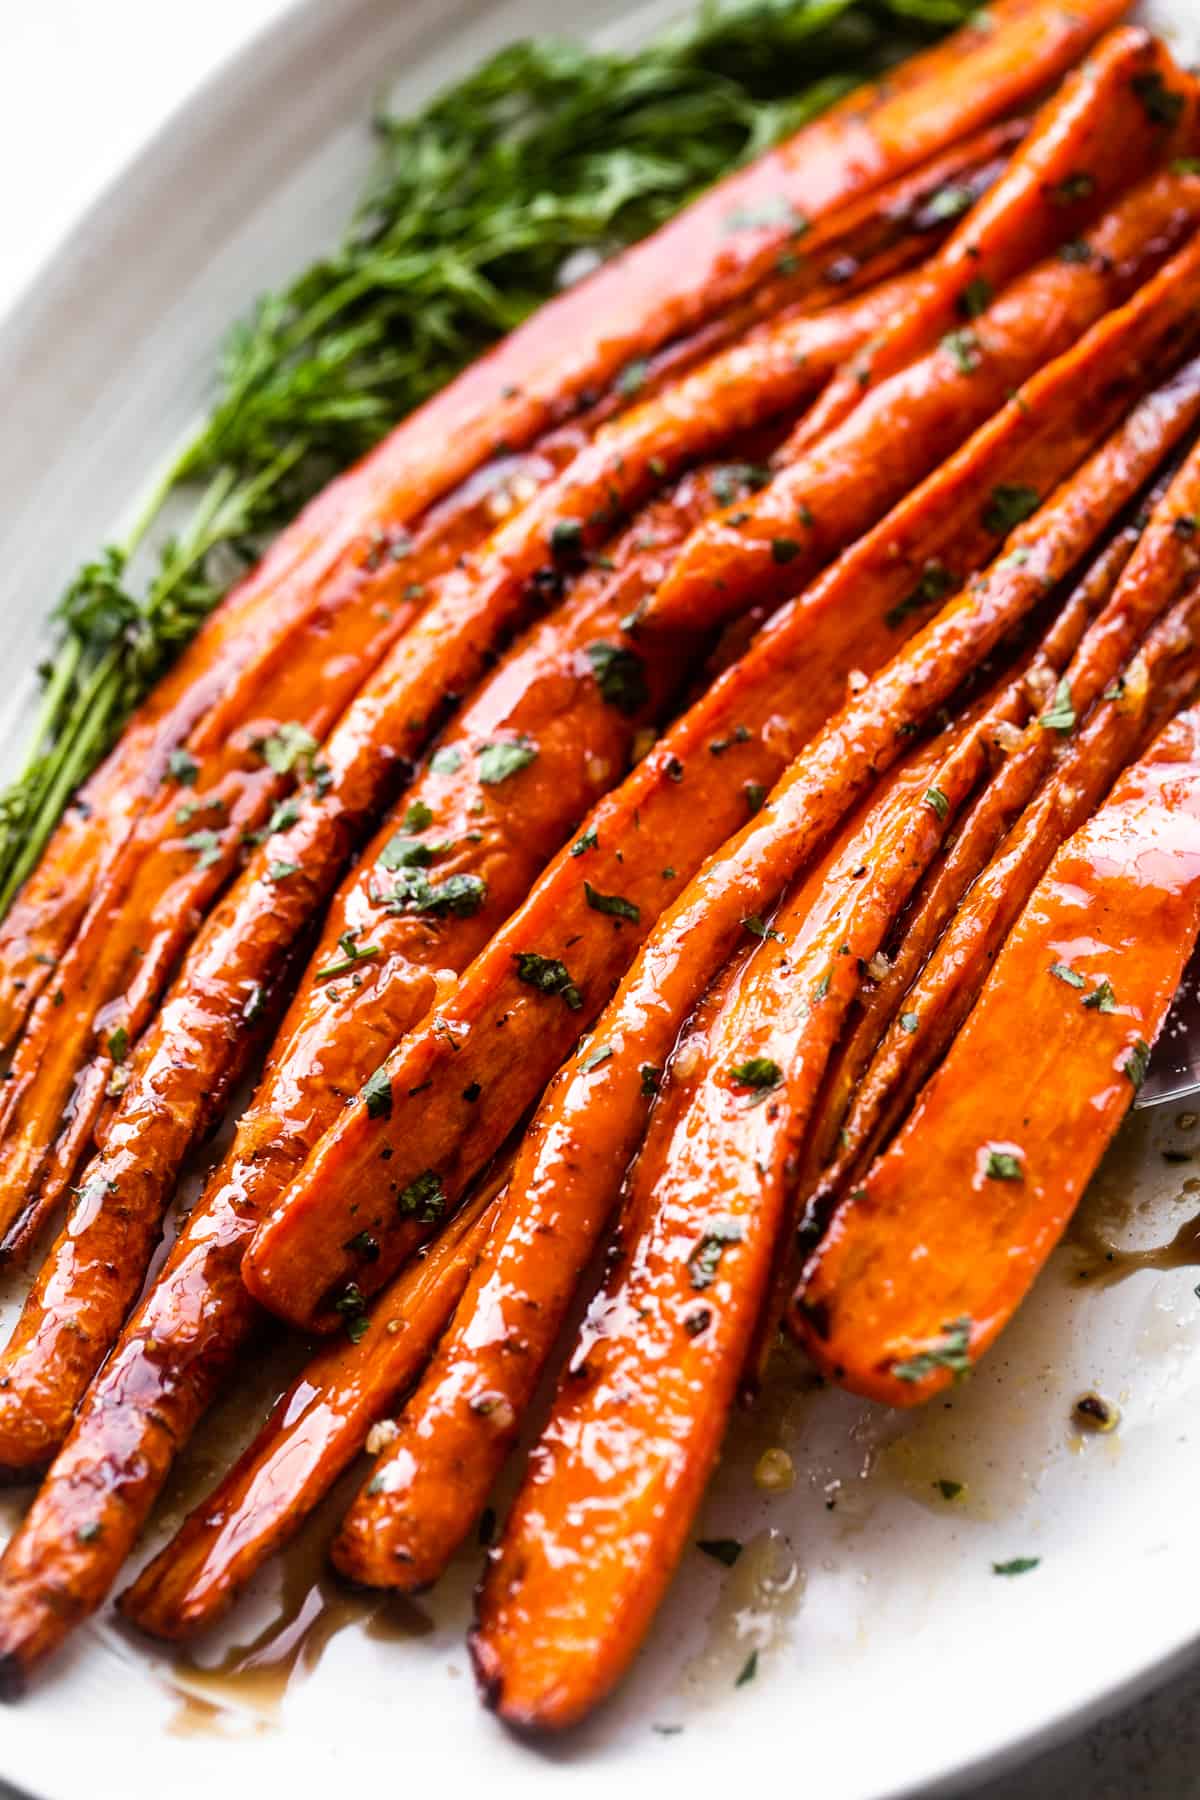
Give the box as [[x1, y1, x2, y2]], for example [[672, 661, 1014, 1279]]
[[0, 263, 1189, 1694], [0, 264, 941, 1253], [815, 569, 1200, 1212], [794, 699, 1200, 1405], [786, 26, 1196, 461], [121, 1160, 508, 1642], [468, 711, 1000, 1723], [640, 159, 1200, 638], [330, 552, 1113, 1587], [0, 459, 723, 1468], [243, 244, 1200, 1329], [328, 717, 981, 1590], [799, 523, 1142, 1187], [0, 0, 1108, 1061]]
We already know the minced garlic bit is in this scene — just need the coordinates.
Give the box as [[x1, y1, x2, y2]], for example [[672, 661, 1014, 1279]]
[[991, 719, 1023, 755], [366, 1419, 401, 1456], [866, 951, 891, 983], [754, 1447, 795, 1493], [846, 667, 869, 695], [1023, 665, 1055, 708], [1072, 1392, 1120, 1434]]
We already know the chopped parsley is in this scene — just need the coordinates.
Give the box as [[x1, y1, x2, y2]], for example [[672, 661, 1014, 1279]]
[[942, 327, 982, 374], [899, 1011, 919, 1034], [730, 1056, 781, 1090], [885, 558, 955, 629], [183, 828, 223, 868], [334, 1284, 370, 1343], [429, 745, 463, 775], [477, 738, 538, 785], [167, 747, 199, 786], [1048, 172, 1095, 205], [584, 881, 639, 924], [514, 951, 583, 1009], [586, 640, 649, 714], [770, 536, 802, 564], [892, 1316, 972, 1383], [1124, 1038, 1151, 1092], [580, 1043, 613, 1073], [1039, 677, 1075, 734], [984, 1148, 1023, 1181], [362, 1066, 393, 1119], [1082, 978, 1116, 1014], [992, 1556, 1040, 1577], [550, 517, 584, 557], [983, 484, 1039, 534], [1132, 71, 1184, 129], [404, 800, 434, 832], [570, 825, 598, 857], [688, 1217, 745, 1290], [397, 1170, 446, 1222], [735, 1650, 758, 1687], [640, 1063, 661, 1096], [1049, 962, 1086, 989], [924, 786, 949, 821], [260, 721, 318, 776], [935, 1479, 963, 1501], [958, 277, 993, 319]]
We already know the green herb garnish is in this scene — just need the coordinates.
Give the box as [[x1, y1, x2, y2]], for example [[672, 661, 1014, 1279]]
[[984, 484, 1040, 534], [362, 1066, 393, 1119], [892, 1316, 972, 1383], [477, 738, 538, 785], [586, 641, 649, 715], [514, 950, 583, 1009], [584, 881, 639, 923]]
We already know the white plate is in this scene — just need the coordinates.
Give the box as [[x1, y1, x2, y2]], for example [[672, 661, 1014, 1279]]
[[3, 3, 1200, 1797]]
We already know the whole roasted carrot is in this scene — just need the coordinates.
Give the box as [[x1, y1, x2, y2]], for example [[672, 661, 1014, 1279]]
[[329, 716, 978, 1590], [640, 158, 1200, 638], [815, 572, 1200, 1213], [799, 522, 1142, 1186], [468, 700, 1007, 1723], [0, 458, 725, 1468], [0, 265, 1190, 1694], [0, 263, 936, 1253], [794, 697, 1200, 1405], [785, 25, 1196, 461], [0, 0, 1107, 1059], [121, 1159, 507, 1642], [243, 249, 1200, 1329]]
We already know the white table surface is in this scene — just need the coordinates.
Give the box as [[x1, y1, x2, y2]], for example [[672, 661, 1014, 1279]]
[[1, 4, 1199, 1795]]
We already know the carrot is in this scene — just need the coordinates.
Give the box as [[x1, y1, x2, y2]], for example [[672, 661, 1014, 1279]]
[[0, 257, 1188, 1694], [0, 458, 725, 1470], [812, 564, 1200, 1216], [328, 713, 980, 1591], [0, 258, 946, 1257], [468, 710, 998, 1724], [794, 697, 1200, 1406], [641, 157, 1200, 638], [0, 0, 1106, 1064], [798, 522, 1142, 1189], [120, 1160, 507, 1642], [243, 242, 1200, 1330], [785, 26, 1197, 461]]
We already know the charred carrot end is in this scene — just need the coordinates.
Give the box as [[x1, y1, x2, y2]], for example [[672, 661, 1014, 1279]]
[[794, 704, 1200, 1407]]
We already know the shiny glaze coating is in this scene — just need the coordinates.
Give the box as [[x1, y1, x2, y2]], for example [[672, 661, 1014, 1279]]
[[813, 439, 1200, 1201], [0, 0, 1108, 1056], [0, 462, 724, 1475], [795, 703, 1200, 1402], [243, 238, 1200, 1328], [645, 148, 1200, 637], [121, 1162, 507, 1640], [787, 26, 1196, 460]]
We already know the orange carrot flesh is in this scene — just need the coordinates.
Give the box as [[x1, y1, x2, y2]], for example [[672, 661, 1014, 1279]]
[[0, 0, 1123, 1064], [794, 699, 1200, 1406], [0, 249, 935, 1254], [809, 441, 1200, 1201], [329, 724, 970, 1592], [0, 175, 1192, 1695], [120, 1167, 505, 1642], [243, 254, 1200, 1330], [801, 523, 1142, 1186], [0, 458, 726, 1470], [640, 160, 1200, 637], [785, 25, 1197, 460], [468, 721, 989, 1725]]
